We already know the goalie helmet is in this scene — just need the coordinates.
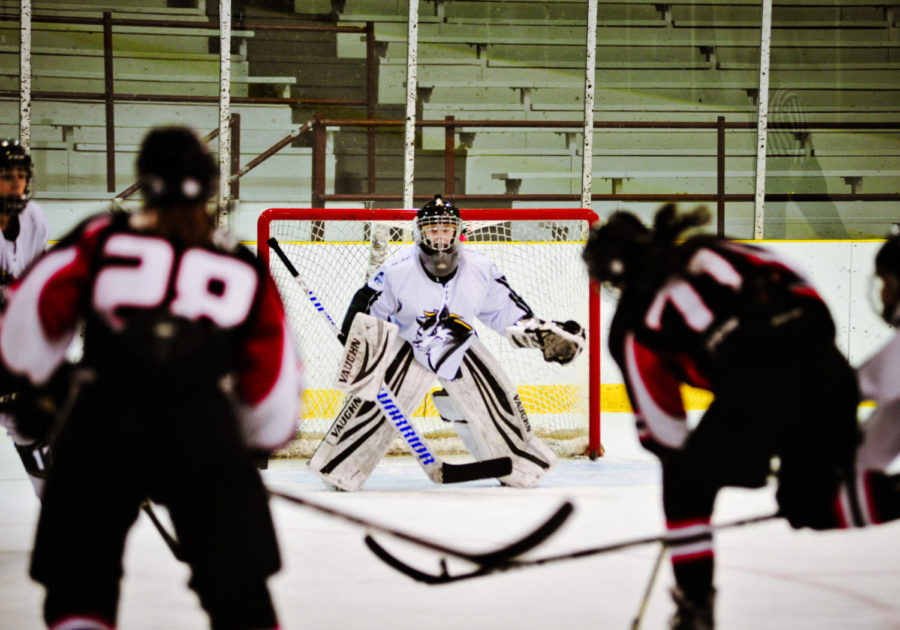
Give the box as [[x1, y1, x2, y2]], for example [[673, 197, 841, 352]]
[[872, 230, 900, 325], [0, 139, 33, 217], [137, 126, 217, 208], [415, 194, 462, 277], [581, 211, 652, 290]]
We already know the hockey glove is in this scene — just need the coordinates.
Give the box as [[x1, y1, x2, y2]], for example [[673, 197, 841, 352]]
[[2, 389, 58, 444], [506, 318, 586, 365]]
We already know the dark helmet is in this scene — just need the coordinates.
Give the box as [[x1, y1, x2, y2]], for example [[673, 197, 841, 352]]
[[415, 194, 462, 277], [583, 204, 710, 291], [137, 126, 217, 208], [581, 211, 652, 289], [0, 139, 33, 217], [875, 231, 900, 279], [873, 230, 900, 325]]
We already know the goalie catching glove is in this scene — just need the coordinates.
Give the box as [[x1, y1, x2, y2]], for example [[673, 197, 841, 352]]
[[505, 317, 585, 365]]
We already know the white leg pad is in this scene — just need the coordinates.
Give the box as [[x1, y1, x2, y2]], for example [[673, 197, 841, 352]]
[[441, 338, 557, 488], [310, 342, 437, 490], [309, 396, 395, 491]]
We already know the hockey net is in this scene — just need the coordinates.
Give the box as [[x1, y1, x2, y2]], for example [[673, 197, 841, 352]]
[[258, 208, 601, 459]]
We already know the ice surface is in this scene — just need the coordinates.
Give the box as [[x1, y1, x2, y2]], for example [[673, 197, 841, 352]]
[[1, 414, 898, 629]]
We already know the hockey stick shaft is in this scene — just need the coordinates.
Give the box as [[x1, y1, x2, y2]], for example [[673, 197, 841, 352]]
[[526, 512, 779, 565], [266, 237, 511, 484], [270, 487, 572, 564], [630, 543, 666, 630], [141, 501, 186, 562], [267, 237, 340, 334], [365, 511, 780, 585]]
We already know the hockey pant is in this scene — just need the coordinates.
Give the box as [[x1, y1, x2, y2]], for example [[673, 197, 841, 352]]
[[309, 338, 556, 491], [660, 340, 860, 604], [30, 380, 280, 630]]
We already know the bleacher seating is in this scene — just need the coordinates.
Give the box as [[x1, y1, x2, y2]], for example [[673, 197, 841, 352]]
[[326, 0, 899, 237], [0, 0, 895, 240], [0, 0, 313, 239]]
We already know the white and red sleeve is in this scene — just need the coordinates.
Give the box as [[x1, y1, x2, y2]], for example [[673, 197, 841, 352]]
[[0, 218, 105, 385], [623, 332, 688, 450], [235, 273, 304, 451], [858, 331, 900, 406]]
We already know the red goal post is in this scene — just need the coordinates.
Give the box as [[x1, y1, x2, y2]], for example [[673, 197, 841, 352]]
[[258, 207, 602, 459]]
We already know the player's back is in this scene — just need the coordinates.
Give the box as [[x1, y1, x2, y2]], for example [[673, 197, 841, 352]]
[[71, 212, 264, 391], [609, 235, 835, 386]]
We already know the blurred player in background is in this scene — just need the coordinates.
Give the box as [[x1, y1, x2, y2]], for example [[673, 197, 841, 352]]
[[0, 126, 303, 630], [0, 138, 53, 495], [0, 138, 48, 306], [582, 204, 899, 630], [309, 194, 584, 491], [854, 230, 900, 504]]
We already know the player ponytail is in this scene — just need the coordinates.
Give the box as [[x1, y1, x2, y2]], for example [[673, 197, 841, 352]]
[[583, 203, 710, 291], [651, 203, 711, 245]]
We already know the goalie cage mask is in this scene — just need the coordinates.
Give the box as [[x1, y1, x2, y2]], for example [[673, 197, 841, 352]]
[[873, 230, 900, 325], [415, 194, 463, 278], [582, 211, 652, 291], [137, 126, 218, 208], [0, 139, 33, 217]]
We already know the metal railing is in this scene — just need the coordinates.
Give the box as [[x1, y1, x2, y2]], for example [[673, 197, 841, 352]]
[[308, 116, 900, 236], [0, 11, 376, 192], [1, 11, 898, 236]]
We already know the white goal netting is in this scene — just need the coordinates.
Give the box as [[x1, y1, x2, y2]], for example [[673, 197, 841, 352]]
[[260, 208, 599, 458]]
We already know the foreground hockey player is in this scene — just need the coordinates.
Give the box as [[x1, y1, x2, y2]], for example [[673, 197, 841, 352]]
[[310, 194, 584, 490], [582, 204, 899, 630], [0, 139, 53, 495], [0, 126, 303, 630]]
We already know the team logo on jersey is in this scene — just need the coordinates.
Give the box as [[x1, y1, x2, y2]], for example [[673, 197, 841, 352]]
[[413, 306, 474, 373], [371, 270, 385, 288]]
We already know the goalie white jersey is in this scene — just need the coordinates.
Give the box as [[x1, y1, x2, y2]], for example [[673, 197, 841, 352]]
[[361, 245, 533, 380]]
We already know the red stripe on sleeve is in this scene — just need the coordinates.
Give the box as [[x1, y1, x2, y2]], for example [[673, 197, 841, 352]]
[[632, 338, 686, 418], [238, 273, 288, 405], [37, 219, 107, 340]]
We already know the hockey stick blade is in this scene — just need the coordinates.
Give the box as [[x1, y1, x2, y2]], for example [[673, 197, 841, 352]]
[[365, 511, 780, 585], [270, 487, 572, 564], [439, 456, 512, 484], [459, 499, 572, 564], [364, 499, 573, 578]]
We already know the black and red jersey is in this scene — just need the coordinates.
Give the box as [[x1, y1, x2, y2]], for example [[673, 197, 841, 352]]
[[0, 211, 303, 451], [608, 236, 835, 452]]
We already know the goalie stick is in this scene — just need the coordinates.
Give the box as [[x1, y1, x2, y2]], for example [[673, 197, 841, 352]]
[[364, 511, 780, 585], [267, 237, 512, 485], [270, 487, 573, 564]]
